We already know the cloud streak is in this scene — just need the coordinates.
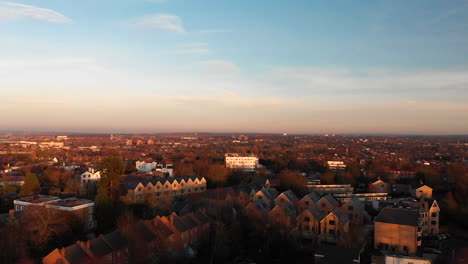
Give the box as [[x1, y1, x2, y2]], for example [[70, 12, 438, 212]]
[[0, 2, 71, 23], [133, 13, 185, 32]]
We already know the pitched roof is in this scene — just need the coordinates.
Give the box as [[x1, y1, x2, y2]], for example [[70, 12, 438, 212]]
[[152, 218, 174, 238], [102, 230, 128, 250], [304, 192, 320, 203], [332, 208, 349, 224], [281, 190, 299, 203], [135, 220, 157, 241], [375, 207, 419, 227], [306, 206, 326, 221], [88, 237, 113, 257], [315, 245, 360, 264], [320, 193, 339, 207], [64, 244, 93, 264]]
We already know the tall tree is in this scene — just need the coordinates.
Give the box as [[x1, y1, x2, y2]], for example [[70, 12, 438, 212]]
[[97, 156, 125, 203], [19, 172, 40, 197]]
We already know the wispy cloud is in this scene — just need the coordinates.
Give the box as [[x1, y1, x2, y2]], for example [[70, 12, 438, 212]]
[[133, 13, 185, 32], [182, 42, 208, 47], [177, 48, 209, 55], [0, 2, 71, 23], [195, 29, 229, 34], [201, 60, 240, 74]]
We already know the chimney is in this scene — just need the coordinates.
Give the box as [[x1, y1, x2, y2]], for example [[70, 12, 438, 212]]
[[8, 209, 15, 218]]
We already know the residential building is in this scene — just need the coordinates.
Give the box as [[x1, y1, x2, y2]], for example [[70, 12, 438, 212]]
[[14, 195, 61, 212], [327, 161, 347, 170], [315, 245, 361, 264], [319, 208, 350, 244], [43, 229, 129, 264], [297, 192, 320, 213], [124, 176, 206, 203], [308, 184, 354, 195], [80, 168, 100, 194], [371, 254, 432, 264], [274, 190, 299, 207], [410, 183, 433, 199], [333, 193, 388, 203], [369, 179, 391, 193], [225, 153, 259, 171], [374, 208, 421, 256], [136, 161, 157, 173], [46, 198, 96, 231], [341, 197, 370, 225], [14, 195, 96, 231]]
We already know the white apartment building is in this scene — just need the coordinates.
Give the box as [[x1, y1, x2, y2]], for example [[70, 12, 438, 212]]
[[80, 168, 101, 193], [136, 161, 157, 172], [225, 153, 259, 171], [327, 161, 347, 170], [136, 161, 174, 176]]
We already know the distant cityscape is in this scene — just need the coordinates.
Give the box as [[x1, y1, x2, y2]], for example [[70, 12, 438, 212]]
[[0, 133, 466, 263]]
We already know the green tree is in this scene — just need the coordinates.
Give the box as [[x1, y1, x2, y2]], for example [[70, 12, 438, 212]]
[[97, 156, 125, 203], [19, 172, 40, 197]]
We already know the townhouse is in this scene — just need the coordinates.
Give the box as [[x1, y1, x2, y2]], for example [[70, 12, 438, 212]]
[[124, 176, 206, 203], [43, 229, 129, 264], [43, 210, 211, 264], [374, 208, 421, 256]]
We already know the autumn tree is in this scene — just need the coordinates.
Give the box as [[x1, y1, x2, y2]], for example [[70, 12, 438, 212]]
[[19, 172, 41, 197], [320, 171, 335, 184], [278, 169, 307, 196], [206, 164, 228, 185], [174, 159, 195, 177]]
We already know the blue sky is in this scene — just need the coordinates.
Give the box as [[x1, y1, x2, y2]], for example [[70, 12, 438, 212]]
[[1, 0, 467, 134]]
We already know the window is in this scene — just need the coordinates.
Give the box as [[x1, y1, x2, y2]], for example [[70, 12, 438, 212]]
[[157, 186, 160, 189], [304, 226, 310, 231], [138, 187, 142, 192], [431, 221, 437, 225], [348, 206, 353, 210], [304, 217, 310, 222], [329, 229, 335, 234], [403, 246, 408, 252], [432, 212, 437, 217], [321, 203, 326, 208], [329, 220, 335, 225], [258, 196, 263, 199], [305, 201, 309, 206]]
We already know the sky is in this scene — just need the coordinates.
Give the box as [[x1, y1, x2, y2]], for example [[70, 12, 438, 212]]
[[0, 0, 467, 134]]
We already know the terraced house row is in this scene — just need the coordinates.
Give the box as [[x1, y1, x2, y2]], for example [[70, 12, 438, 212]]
[[244, 186, 370, 246], [43, 210, 211, 264], [124, 176, 207, 203]]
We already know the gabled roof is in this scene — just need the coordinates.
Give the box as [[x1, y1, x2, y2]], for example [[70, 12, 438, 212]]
[[194, 211, 211, 224], [303, 192, 320, 203], [332, 208, 349, 224], [172, 215, 191, 233], [319, 193, 339, 207], [281, 190, 299, 203], [152, 218, 174, 238], [135, 220, 157, 242], [102, 230, 128, 250], [89, 237, 113, 257], [64, 243, 93, 264], [306, 205, 326, 221], [346, 197, 365, 211], [375, 208, 419, 227]]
